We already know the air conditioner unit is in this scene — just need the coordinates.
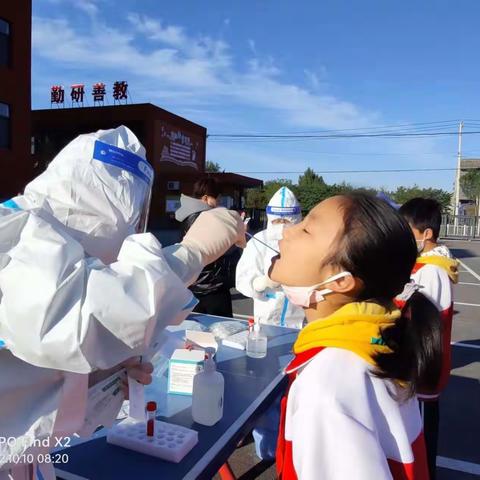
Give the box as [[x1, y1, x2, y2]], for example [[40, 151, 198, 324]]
[[167, 181, 180, 191]]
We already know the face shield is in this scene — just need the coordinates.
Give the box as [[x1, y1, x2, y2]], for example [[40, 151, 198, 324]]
[[137, 186, 152, 233], [92, 139, 154, 234]]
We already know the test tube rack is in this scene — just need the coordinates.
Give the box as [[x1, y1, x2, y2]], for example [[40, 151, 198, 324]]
[[107, 418, 198, 463]]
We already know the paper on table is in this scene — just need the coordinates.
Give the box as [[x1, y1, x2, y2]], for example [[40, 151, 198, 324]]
[[185, 330, 218, 352], [77, 369, 126, 437]]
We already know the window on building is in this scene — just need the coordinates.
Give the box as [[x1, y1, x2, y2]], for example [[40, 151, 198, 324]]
[[0, 19, 10, 67], [0, 103, 10, 149]]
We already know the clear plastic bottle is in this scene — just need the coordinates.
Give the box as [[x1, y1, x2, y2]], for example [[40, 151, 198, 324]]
[[246, 321, 268, 358], [192, 348, 224, 426]]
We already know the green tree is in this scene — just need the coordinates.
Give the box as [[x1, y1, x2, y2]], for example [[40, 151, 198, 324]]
[[296, 169, 332, 211], [206, 161, 222, 172], [244, 180, 296, 209], [390, 185, 452, 212], [298, 168, 326, 188], [245, 187, 266, 209], [263, 179, 296, 205], [460, 170, 480, 215]]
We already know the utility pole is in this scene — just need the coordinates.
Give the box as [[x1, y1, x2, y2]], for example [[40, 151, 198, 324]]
[[454, 121, 464, 217]]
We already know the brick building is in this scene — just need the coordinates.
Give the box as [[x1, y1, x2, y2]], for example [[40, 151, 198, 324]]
[[32, 104, 262, 228], [0, 0, 33, 199]]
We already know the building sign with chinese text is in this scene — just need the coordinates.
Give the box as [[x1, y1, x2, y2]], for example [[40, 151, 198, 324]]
[[70, 84, 85, 106], [50, 85, 65, 106], [113, 81, 128, 103], [49, 81, 128, 107], [92, 82, 106, 104]]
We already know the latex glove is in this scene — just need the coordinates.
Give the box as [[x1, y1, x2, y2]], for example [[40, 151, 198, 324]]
[[121, 358, 154, 398], [182, 208, 246, 266], [252, 275, 280, 293], [87, 357, 154, 390]]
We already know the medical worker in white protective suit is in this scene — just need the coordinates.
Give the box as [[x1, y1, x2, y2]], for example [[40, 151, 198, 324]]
[[0, 126, 245, 480], [236, 187, 305, 329], [236, 187, 304, 461]]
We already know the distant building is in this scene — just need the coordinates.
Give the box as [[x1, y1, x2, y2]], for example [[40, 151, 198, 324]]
[[453, 158, 480, 216], [0, 0, 33, 199], [32, 104, 262, 228]]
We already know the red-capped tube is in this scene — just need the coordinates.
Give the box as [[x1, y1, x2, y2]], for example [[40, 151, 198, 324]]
[[146, 401, 157, 437]]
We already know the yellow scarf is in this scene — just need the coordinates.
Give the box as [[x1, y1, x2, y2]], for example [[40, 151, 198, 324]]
[[416, 255, 459, 284], [294, 302, 398, 366]]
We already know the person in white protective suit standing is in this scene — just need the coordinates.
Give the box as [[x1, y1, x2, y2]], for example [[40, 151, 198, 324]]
[[0, 126, 245, 480], [236, 186, 305, 329], [235, 187, 304, 461]]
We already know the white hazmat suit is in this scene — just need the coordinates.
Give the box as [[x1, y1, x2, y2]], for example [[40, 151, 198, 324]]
[[0, 126, 244, 479], [236, 187, 305, 329]]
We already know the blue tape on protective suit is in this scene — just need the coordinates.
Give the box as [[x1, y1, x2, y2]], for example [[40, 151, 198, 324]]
[[36, 465, 45, 480], [183, 296, 199, 311], [0, 199, 20, 210], [0, 340, 6, 350], [280, 298, 289, 327], [93, 140, 154, 186], [266, 206, 301, 216]]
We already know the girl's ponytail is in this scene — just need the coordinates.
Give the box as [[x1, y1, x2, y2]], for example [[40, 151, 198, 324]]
[[375, 292, 443, 397]]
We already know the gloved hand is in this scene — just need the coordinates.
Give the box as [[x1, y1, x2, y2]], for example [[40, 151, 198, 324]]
[[182, 208, 246, 267], [252, 275, 280, 293], [121, 358, 154, 398]]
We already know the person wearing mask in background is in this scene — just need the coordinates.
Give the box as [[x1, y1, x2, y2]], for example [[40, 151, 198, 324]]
[[399, 198, 458, 480], [175, 177, 239, 317], [0, 126, 245, 480], [235, 187, 305, 462], [236, 187, 305, 329]]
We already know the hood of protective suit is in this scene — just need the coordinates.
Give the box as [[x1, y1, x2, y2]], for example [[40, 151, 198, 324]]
[[22, 125, 153, 264], [175, 194, 211, 222], [266, 187, 302, 227]]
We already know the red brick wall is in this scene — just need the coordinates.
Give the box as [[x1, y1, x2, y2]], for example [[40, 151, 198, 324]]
[[0, 0, 32, 198]]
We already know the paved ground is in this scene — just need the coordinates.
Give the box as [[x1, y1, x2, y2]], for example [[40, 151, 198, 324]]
[[216, 239, 480, 479]]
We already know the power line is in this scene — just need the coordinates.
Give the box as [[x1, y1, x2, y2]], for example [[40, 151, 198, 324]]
[[208, 130, 480, 140], [226, 167, 479, 175], [226, 120, 461, 136]]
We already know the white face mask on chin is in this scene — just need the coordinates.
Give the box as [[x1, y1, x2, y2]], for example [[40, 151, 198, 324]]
[[281, 271, 352, 308], [267, 223, 285, 241]]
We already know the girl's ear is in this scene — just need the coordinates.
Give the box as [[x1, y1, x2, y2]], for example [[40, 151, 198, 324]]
[[325, 273, 357, 295]]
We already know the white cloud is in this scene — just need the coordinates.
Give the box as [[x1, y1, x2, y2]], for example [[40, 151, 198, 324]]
[[127, 13, 187, 48], [76, 1, 99, 17], [304, 69, 320, 89], [32, 13, 374, 129], [31, 10, 453, 190]]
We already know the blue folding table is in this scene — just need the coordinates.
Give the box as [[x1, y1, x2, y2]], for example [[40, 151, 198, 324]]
[[55, 314, 298, 480]]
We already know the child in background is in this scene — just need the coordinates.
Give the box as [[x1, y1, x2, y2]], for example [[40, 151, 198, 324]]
[[270, 194, 442, 479], [399, 198, 458, 480]]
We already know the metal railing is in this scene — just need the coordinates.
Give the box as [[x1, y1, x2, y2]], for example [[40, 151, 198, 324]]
[[441, 215, 480, 239]]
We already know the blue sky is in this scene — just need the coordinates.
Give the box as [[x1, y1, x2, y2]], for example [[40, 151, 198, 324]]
[[31, 0, 480, 191]]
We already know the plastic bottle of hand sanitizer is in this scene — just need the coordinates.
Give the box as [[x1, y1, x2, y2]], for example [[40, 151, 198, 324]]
[[192, 348, 224, 426], [246, 319, 268, 358]]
